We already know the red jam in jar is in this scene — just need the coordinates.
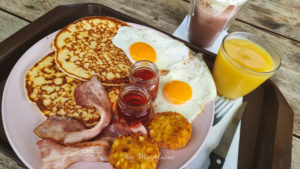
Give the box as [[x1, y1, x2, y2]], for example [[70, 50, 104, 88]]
[[116, 84, 152, 125], [129, 60, 159, 99]]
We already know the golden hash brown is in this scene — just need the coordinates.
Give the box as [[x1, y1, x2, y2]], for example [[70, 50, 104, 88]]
[[148, 112, 192, 149], [110, 134, 160, 169]]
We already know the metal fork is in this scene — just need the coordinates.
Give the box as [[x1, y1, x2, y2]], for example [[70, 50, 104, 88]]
[[213, 96, 234, 126]]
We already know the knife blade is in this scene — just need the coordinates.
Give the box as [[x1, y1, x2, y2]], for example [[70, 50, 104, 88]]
[[208, 102, 248, 169]]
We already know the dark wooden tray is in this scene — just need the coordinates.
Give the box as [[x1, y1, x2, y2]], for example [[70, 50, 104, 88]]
[[0, 3, 294, 169]]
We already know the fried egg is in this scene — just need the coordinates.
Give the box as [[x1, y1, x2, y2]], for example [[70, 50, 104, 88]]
[[112, 26, 190, 69], [153, 55, 217, 123], [112, 26, 216, 123]]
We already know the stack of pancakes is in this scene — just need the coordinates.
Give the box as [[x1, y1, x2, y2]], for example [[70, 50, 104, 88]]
[[25, 16, 131, 127]]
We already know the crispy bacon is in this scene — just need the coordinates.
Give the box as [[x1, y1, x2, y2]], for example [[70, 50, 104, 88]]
[[106, 122, 147, 137], [34, 76, 112, 144], [37, 137, 114, 169], [104, 114, 148, 137], [34, 116, 88, 141]]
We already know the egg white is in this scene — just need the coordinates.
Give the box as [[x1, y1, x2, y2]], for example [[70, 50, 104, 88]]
[[112, 26, 190, 70], [153, 56, 217, 123], [113, 26, 216, 123]]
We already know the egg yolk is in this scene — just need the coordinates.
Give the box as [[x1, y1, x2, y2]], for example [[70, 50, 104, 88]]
[[129, 42, 156, 62], [163, 80, 192, 105]]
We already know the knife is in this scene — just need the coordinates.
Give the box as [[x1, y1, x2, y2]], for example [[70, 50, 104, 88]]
[[208, 102, 248, 169]]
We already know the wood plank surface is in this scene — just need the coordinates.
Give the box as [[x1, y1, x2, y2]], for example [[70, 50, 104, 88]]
[[0, 10, 29, 42], [0, 0, 299, 168], [0, 151, 25, 169], [0, 0, 188, 33], [238, 0, 300, 41], [1, 0, 299, 42]]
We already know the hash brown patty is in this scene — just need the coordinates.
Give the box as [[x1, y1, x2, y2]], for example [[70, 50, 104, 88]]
[[110, 134, 160, 169], [148, 112, 192, 149]]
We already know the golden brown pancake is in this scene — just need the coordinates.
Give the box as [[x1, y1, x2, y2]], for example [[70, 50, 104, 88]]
[[105, 86, 121, 113], [53, 16, 132, 86], [25, 52, 120, 127]]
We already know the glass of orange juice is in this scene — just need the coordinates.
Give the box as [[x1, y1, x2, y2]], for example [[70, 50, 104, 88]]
[[212, 32, 281, 99]]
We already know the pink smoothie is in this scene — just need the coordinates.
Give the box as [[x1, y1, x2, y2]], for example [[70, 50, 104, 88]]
[[188, 1, 242, 47]]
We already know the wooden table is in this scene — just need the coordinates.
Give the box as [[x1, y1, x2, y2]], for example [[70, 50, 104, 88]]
[[0, 0, 299, 168]]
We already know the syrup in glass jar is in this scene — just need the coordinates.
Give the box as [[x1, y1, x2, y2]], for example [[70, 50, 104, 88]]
[[116, 84, 152, 125], [129, 60, 159, 99]]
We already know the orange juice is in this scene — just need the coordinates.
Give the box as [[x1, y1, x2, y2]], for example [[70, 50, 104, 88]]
[[213, 34, 279, 99]]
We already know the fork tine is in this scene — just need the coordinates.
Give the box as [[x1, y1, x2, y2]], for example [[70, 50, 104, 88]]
[[222, 103, 234, 115], [214, 96, 223, 104], [214, 96, 224, 105], [215, 102, 233, 118], [215, 98, 229, 112], [213, 96, 234, 126], [213, 103, 234, 126], [215, 99, 230, 114]]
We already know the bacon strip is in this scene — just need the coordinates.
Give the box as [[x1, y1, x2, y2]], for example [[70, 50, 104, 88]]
[[106, 122, 147, 137], [34, 116, 88, 141], [37, 137, 114, 169], [34, 76, 112, 144], [102, 114, 148, 137]]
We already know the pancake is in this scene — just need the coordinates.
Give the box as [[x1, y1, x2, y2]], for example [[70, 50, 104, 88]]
[[25, 52, 120, 127], [105, 86, 121, 113], [53, 16, 132, 86]]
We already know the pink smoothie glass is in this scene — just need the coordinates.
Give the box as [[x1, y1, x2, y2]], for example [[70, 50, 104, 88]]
[[188, 0, 247, 48]]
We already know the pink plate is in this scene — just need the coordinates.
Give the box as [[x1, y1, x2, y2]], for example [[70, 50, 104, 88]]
[[2, 24, 214, 169]]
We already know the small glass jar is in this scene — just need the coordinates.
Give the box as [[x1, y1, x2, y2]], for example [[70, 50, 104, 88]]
[[116, 84, 152, 125], [129, 60, 159, 99]]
